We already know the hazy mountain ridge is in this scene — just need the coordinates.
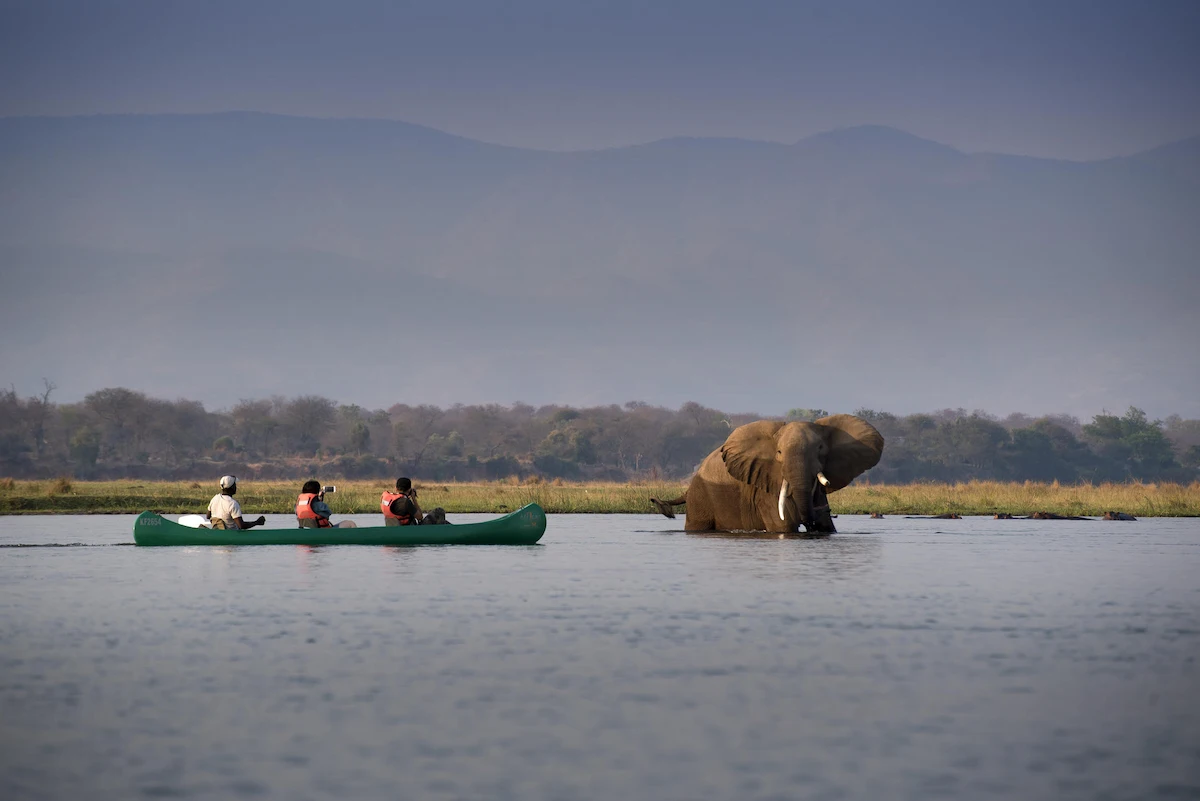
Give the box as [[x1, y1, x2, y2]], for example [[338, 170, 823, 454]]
[[1, 114, 1197, 416]]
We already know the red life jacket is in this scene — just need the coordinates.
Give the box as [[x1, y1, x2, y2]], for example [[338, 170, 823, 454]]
[[296, 493, 333, 527], [381, 490, 413, 524]]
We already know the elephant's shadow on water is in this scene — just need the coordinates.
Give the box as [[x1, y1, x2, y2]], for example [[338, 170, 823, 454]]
[[685, 530, 829, 539], [649, 528, 884, 581]]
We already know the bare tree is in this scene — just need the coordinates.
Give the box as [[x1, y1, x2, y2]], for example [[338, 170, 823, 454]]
[[29, 379, 56, 458]]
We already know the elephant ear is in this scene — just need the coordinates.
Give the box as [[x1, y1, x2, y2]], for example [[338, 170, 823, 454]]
[[721, 420, 786, 491], [814, 414, 885, 491]]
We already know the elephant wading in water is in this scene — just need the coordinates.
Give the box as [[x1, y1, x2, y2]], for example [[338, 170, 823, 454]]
[[651, 415, 884, 534]]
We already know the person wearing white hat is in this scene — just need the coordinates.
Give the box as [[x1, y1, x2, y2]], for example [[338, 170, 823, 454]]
[[205, 475, 267, 530]]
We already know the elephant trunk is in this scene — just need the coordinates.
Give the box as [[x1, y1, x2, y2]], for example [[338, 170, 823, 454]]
[[801, 470, 817, 532], [784, 469, 833, 533]]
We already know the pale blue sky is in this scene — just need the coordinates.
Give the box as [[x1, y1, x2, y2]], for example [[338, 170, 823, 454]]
[[1, 1, 1198, 418], [1, 0, 1197, 158]]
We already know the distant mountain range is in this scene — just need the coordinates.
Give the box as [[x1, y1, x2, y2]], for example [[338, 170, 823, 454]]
[[1, 113, 1197, 417]]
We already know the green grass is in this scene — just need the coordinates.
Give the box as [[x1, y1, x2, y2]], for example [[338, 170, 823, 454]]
[[0, 478, 1197, 516]]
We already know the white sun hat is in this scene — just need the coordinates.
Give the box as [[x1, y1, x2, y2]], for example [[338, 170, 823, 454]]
[[219, 475, 237, 489]]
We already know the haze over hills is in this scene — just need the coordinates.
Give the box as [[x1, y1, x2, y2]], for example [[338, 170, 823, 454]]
[[1, 113, 1197, 418]]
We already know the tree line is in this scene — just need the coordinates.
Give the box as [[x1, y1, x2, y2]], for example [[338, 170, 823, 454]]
[[2, 384, 1199, 484]]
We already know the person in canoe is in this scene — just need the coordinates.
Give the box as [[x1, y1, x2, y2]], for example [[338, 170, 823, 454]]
[[381, 478, 451, 525], [206, 475, 266, 530], [381, 477, 422, 526], [296, 480, 336, 528]]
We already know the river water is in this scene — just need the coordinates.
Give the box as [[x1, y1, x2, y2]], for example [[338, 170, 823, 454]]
[[0, 513, 1197, 801]]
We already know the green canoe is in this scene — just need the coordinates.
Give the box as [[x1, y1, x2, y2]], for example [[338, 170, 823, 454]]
[[133, 503, 547, 546]]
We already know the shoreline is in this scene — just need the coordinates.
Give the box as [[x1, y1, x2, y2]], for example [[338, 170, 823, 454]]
[[2, 479, 1198, 517]]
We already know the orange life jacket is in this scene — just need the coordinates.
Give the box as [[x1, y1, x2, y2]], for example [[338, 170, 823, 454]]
[[296, 493, 332, 527], [381, 490, 413, 524]]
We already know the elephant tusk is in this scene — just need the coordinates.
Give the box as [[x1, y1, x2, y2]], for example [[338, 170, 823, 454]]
[[817, 472, 830, 487], [778, 480, 788, 521]]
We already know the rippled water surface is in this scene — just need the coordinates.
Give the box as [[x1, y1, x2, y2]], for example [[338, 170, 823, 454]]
[[1, 513, 1198, 801]]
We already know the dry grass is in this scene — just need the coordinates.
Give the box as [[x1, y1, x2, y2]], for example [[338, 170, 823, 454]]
[[0, 478, 685, 515], [47, 477, 73, 496], [0, 478, 1197, 516], [835, 479, 1200, 517]]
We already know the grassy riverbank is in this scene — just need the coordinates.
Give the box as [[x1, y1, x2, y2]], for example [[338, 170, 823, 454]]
[[2, 478, 1199, 517]]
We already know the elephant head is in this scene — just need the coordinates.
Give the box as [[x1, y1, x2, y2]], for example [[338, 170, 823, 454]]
[[720, 415, 884, 533]]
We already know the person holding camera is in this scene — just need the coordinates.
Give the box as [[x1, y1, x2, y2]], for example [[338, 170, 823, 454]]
[[296, 480, 336, 528], [381, 477, 422, 526]]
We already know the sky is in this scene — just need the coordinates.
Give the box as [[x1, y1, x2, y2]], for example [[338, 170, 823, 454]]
[[0, 0, 1198, 421], [1, 0, 1199, 159]]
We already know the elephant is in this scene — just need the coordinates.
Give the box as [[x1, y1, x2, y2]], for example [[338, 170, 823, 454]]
[[650, 414, 884, 534]]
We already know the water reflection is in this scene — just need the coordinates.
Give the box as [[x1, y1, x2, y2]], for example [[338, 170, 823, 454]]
[[382, 544, 425, 572], [294, 545, 323, 575], [687, 531, 831, 539], [1, 514, 1198, 801], [0, 542, 127, 548], [690, 532, 884, 582]]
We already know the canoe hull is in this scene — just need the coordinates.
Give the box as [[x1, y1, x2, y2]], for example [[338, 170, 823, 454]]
[[133, 504, 546, 546]]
